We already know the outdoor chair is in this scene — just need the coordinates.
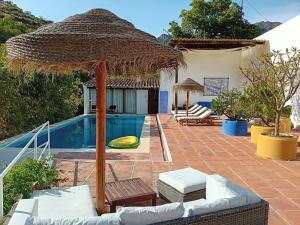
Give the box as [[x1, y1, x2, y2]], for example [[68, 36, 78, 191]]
[[174, 106, 208, 119], [91, 104, 96, 113], [176, 110, 214, 126], [108, 105, 117, 113]]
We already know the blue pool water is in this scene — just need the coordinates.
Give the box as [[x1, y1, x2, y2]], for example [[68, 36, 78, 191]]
[[5, 115, 145, 149]]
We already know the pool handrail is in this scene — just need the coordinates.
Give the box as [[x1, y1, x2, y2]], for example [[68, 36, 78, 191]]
[[0, 121, 50, 218]]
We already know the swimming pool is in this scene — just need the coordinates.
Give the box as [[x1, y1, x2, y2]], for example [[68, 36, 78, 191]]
[[4, 115, 145, 149]]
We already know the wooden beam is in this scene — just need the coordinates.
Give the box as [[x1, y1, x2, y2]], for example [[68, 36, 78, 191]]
[[95, 61, 106, 214], [169, 39, 266, 49], [175, 61, 178, 114]]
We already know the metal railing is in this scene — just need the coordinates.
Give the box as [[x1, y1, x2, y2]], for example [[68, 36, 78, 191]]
[[0, 121, 51, 217]]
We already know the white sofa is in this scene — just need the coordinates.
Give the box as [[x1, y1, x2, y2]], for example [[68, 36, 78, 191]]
[[7, 175, 265, 225], [8, 185, 97, 225]]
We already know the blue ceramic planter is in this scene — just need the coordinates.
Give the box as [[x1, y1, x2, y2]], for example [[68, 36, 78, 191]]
[[222, 119, 248, 136]]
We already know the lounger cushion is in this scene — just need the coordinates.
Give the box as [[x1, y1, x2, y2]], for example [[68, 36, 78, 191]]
[[206, 175, 260, 205], [31, 185, 97, 218], [117, 202, 184, 225], [8, 199, 38, 225], [183, 196, 246, 217], [29, 213, 120, 225], [159, 168, 207, 194]]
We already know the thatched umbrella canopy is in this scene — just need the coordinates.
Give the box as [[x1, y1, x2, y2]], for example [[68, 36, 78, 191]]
[[174, 78, 204, 117], [6, 8, 183, 214]]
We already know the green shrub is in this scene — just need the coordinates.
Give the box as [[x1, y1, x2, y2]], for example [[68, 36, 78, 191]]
[[3, 158, 60, 215], [0, 44, 83, 140], [239, 85, 275, 126], [211, 89, 249, 120]]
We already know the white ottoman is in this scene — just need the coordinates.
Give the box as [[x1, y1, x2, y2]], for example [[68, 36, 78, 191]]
[[157, 167, 207, 202]]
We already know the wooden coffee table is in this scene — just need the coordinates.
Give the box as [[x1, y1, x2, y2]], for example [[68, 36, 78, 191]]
[[105, 178, 157, 212]]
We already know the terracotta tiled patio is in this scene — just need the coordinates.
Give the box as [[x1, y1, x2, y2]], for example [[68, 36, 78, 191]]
[[55, 115, 300, 225]]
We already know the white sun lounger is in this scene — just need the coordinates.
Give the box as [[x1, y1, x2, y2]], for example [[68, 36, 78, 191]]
[[177, 110, 214, 125], [175, 105, 203, 115], [171, 104, 200, 115], [174, 106, 208, 118]]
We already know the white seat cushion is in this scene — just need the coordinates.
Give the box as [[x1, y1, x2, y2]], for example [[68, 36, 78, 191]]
[[183, 197, 246, 217], [183, 199, 206, 217], [8, 199, 38, 225], [206, 175, 261, 205], [159, 168, 207, 194], [117, 202, 184, 225], [31, 185, 97, 218], [206, 175, 242, 201], [29, 213, 120, 225]]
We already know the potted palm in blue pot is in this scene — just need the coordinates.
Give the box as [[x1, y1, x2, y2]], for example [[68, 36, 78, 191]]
[[211, 89, 249, 136]]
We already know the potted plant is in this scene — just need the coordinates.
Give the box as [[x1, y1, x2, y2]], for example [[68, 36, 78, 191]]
[[211, 89, 249, 136], [240, 86, 292, 143], [241, 48, 300, 160], [240, 86, 275, 143]]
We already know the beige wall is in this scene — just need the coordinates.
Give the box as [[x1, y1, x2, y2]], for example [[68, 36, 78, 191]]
[[160, 45, 268, 113]]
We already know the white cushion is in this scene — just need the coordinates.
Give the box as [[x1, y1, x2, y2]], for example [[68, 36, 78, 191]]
[[117, 202, 184, 225], [8, 199, 38, 225], [30, 213, 120, 225], [183, 199, 206, 217], [31, 185, 97, 218], [183, 197, 246, 217], [206, 175, 241, 201], [206, 175, 260, 205], [159, 168, 206, 194]]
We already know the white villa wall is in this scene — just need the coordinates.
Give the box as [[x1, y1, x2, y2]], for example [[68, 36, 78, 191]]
[[178, 49, 243, 106], [256, 15, 300, 52], [256, 14, 300, 127], [159, 45, 268, 113]]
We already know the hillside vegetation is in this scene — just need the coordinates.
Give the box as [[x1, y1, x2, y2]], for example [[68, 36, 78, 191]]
[[0, 1, 88, 141], [0, 1, 51, 43]]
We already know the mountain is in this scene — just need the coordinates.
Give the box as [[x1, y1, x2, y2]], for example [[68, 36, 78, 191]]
[[157, 34, 172, 45], [255, 21, 282, 34], [0, 1, 51, 43]]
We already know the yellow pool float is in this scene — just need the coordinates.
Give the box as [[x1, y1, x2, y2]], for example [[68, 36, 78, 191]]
[[108, 136, 139, 149]]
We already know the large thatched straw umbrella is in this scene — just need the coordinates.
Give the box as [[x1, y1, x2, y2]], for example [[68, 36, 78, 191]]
[[174, 78, 204, 117], [6, 9, 182, 214]]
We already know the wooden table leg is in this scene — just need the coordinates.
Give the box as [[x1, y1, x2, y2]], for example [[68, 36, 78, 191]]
[[152, 195, 157, 206]]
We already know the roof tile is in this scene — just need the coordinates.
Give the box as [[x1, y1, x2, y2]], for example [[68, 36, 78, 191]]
[[84, 78, 159, 89]]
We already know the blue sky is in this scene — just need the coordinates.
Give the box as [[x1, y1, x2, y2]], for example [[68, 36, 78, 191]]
[[10, 0, 300, 37]]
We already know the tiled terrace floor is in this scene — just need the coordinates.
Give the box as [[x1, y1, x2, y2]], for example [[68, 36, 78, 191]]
[[55, 114, 300, 225]]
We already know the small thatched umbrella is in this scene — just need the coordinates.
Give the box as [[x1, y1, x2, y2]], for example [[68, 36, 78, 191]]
[[6, 9, 182, 214], [174, 78, 204, 117]]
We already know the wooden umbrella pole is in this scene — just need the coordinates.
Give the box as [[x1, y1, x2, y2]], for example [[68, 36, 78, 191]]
[[95, 61, 107, 214], [186, 91, 189, 126]]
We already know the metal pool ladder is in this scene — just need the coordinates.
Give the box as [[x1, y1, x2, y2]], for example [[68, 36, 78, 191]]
[[0, 121, 51, 217]]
